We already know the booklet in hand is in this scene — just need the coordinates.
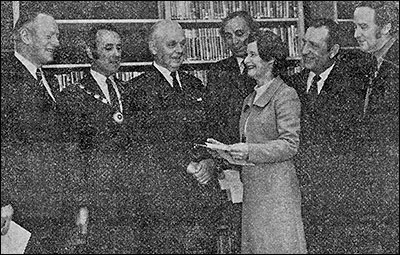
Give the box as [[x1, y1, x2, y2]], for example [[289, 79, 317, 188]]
[[198, 138, 255, 166]]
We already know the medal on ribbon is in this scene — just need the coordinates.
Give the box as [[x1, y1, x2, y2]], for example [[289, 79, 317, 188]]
[[113, 111, 124, 124]]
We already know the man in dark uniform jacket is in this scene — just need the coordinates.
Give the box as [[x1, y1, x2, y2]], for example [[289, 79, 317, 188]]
[[125, 19, 225, 254], [287, 19, 369, 254], [60, 24, 143, 253], [1, 11, 81, 253]]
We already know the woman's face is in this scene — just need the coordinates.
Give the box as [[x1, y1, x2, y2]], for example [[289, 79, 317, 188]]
[[244, 41, 271, 81]]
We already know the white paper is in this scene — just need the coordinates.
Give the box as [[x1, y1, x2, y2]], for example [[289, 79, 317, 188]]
[[218, 170, 243, 203], [204, 142, 231, 151], [1, 221, 31, 254], [230, 184, 244, 203], [203, 138, 255, 166]]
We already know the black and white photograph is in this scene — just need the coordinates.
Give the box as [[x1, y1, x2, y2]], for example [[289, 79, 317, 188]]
[[1, 1, 398, 254]]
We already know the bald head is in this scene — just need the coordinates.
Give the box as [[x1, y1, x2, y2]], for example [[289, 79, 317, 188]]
[[149, 20, 183, 43], [148, 19, 186, 72]]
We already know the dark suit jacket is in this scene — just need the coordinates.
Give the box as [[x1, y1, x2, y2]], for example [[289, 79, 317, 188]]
[[358, 58, 399, 248], [207, 56, 256, 145], [287, 61, 365, 221], [1, 54, 79, 252], [126, 66, 225, 246], [383, 38, 399, 67], [60, 71, 141, 221]]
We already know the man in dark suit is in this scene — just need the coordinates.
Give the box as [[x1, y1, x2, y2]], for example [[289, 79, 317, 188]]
[[207, 11, 258, 145], [126, 19, 225, 254], [205, 11, 259, 253], [287, 18, 370, 254], [1, 11, 80, 253], [353, 2, 399, 253], [60, 24, 143, 253]]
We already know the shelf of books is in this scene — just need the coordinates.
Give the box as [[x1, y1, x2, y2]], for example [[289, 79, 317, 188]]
[[333, 1, 359, 49], [11, 1, 304, 87]]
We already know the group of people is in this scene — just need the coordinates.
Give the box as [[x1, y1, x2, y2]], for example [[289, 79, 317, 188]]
[[1, 1, 398, 254]]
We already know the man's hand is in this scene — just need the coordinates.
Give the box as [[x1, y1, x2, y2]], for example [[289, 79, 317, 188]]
[[1, 204, 14, 235], [187, 159, 215, 185]]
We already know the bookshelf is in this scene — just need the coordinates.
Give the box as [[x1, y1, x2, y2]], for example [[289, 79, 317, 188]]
[[7, 1, 305, 86], [332, 1, 359, 49]]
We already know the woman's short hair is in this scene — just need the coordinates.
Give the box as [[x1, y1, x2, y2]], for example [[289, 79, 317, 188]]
[[248, 30, 289, 77]]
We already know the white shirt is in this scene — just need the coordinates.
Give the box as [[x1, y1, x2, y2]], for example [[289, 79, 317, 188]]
[[236, 57, 245, 74], [15, 51, 56, 102], [306, 63, 335, 94], [153, 61, 182, 89], [90, 69, 123, 112]]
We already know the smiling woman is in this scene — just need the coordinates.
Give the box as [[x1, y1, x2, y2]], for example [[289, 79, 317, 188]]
[[219, 30, 306, 254]]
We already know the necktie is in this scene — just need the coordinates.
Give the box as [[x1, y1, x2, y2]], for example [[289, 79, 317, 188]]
[[106, 77, 118, 110], [36, 68, 52, 102], [170, 71, 182, 93], [36, 68, 44, 86], [240, 60, 247, 75], [309, 75, 321, 97]]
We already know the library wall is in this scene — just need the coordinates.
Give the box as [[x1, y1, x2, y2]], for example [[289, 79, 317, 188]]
[[3, 1, 305, 87], [304, 1, 358, 48]]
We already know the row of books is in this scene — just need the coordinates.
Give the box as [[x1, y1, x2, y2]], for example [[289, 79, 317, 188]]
[[185, 28, 231, 62], [166, 1, 299, 20], [184, 25, 300, 61]]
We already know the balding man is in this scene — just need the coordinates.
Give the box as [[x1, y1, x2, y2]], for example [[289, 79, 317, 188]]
[[125, 20, 225, 253], [1, 11, 81, 253]]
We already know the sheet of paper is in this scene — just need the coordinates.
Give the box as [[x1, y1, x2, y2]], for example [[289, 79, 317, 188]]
[[230, 184, 243, 203], [1, 221, 31, 254], [218, 170, 243, 203], [205, 138, 255, 166], [204, 142, 231, 151]]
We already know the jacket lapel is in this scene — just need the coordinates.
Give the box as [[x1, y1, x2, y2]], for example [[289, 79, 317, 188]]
[[252, 77, 285, 108]]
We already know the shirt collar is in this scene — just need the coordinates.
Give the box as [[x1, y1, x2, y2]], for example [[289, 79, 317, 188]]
[[308, 62, 335, 93], [153, 61, 179, 87], [90, 69, 110, 84], [236, 57, 244, 66], [15, 51, 39, 79], [374, 36, 396, 68]]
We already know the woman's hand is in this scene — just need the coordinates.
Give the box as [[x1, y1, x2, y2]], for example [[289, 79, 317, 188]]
[[229, 143, 249, 161]]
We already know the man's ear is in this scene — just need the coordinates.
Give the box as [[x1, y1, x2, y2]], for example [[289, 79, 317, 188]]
[[381, 23, 392, 36], [148, 41, 157, 55], [86, 46, 94, 60], [329, 44, 340, 59], [20, 27, 33, 45]]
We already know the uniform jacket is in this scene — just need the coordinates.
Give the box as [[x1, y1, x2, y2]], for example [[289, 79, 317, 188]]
[[238, 76, 306, 254], [125, 65, 225, 226], [60, 71, 141, 222]]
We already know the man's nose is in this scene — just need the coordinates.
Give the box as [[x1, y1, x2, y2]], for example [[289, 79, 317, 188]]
[[354, 26, 361, 39]]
